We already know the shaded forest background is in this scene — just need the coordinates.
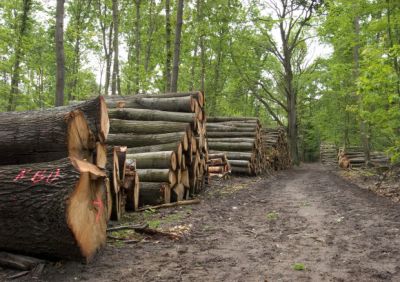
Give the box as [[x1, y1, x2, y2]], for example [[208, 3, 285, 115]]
[[1, 0, 400, 163]]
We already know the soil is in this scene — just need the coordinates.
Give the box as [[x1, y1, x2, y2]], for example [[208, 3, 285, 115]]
[[2, 163, 400, 282]]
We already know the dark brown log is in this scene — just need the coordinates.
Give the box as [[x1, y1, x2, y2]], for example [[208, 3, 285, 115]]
[[109, 108, 200, 123], [106, 95, 196, 112], [136, 169, 176, 186], [230, 165, 252, 175], [125, 172, 139, 212], [228, 160, 251, 167], [110, 119, 190, 134], [0, 110, 95, 165], [139, 182, 170, 206], [126, 151, 177, 170], [0, 157, 107, 261], [107, 131, 187, 148]]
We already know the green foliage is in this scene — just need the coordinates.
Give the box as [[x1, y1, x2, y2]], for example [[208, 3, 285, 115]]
[[292, 263, 305, 271]]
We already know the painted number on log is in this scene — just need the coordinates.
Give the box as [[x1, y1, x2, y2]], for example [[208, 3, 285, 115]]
[[93, 197, 104, 223], [14, 169, 61, 184]]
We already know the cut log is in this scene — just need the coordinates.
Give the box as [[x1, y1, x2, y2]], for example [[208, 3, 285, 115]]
[[136, 169, 177, 186], [125, 173, 139, 212], [0, 252, 45, 271], [230, 165, 252, 175], [171, 183, 185, 202], [107, 132, 187, 148], [109, 108, 199, 123], [207, 116, 258, 122], [106, 95, 197, 113], [207, 131, 257, 138], [109, 119, 190, 134], [208, 141, 254, 152], [0, 110, 95, 165], [0, 157, 107, 261], [228, 160, 251, 167], [139, 182, 170, 206], [209, 151, 253, 161], [207, 137, 256, 143], [132, 91, 204, 107], [126, 151, 177, 170]]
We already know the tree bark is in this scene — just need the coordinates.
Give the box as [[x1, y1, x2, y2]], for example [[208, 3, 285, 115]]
[[110, 119, 190, 134], [108, 108, 200, 123], [8, 0, 32, 111], [207, 141, 255, 152], [136, 169, 176, 186], [134, 0, 141, 93], [139, 182, 170, 206], [111, 0, 120, 95], [165, 0, 172, 92], [0, 157, 107, 261], [170, 0, 184, 92], [107, 131, 187, 148], [0, 110, 94, 165], [55, 0, 65, 106]]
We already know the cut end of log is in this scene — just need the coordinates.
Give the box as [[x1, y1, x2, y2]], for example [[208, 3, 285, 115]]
[[99, 96, 110, 142], [68, 158, 108, 261], [68, 110, 96, 161]]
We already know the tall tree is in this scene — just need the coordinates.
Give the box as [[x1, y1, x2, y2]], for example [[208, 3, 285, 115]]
[[111, 0, 120, 95], [134, 0, 141, 94], [55, 0, 65, 106], [8, 0, 32, 111], [164, 0, 172, 92], [170, 0, 184, 92], [256, 0, 318, 165]]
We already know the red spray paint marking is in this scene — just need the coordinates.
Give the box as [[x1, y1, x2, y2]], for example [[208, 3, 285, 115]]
[[93, 197, 104, 223], [13, 168, 61, 184], [13, 169, 32, 182]]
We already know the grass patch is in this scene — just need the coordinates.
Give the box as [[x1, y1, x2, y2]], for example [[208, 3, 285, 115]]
[[292, 263, 305, 271], [266, 211, 279, 221]]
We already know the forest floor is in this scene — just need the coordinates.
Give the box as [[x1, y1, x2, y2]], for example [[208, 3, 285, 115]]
[[2, 163, 400, 282]]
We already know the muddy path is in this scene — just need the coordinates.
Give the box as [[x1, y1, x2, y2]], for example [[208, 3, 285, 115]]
[[2, 163, 400, 282]]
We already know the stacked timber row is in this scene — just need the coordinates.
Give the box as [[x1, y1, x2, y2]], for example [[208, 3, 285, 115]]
[[262, 127, 291, 170], [105, 91, 208, 209], [207, 153, 231, 179], [339, 147, 390, 168], [207, 117, 267, 175], [320, 142, 338, 166], [0, 96, 112, 261]]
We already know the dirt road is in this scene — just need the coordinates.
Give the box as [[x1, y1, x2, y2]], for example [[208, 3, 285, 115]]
[[3, 163, 400, 281]]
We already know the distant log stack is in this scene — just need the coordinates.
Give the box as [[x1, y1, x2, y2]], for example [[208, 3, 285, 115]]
[[207, 117, 267, 175], [320, 142, 338, 166], [207, 153, 231, 179], [0, 96, 112, 261], [105, 91, 208, 209], [338, 147, 390, 169], [261, 127, 291, 170]]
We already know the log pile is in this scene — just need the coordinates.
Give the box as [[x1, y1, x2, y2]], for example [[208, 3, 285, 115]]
[[261, 127, 291, 170], [320, 142, 338, 166], [207, 153, 231, 179], [105, 91, 208, 208], [339, 147, 390, 168], [0, 96, 112, 261], [207, 117, 267, 175]]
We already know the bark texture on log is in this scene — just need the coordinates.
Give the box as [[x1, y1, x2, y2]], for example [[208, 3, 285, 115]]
[[0, 110, 94, 165], [0, 157, 107, 261]]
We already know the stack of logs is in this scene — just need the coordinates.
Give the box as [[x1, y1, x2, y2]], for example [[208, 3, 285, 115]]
[[0, 96, 112, 262], [207, 117, 266, 175], [320, 142, 338, 166], [105, 91, 208, 214], [262, 127, 291, 170], [207, 153, 231, 179], [339, 146, 390, 168]]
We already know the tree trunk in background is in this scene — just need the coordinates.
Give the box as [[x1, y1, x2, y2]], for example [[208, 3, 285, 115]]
[[170, 0, 184, 92], [111, 0, 120, 96], [198, 0, 205, 92], [55, 0, 65, 106], [134, 0, 141, 94], [165, 0, 172, 92], [354, 14, 370, 162], [7, 0, 32, 111], [144, 0, 156, 74]]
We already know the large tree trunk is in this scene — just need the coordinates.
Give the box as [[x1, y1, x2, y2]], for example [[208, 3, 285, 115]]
[[7, 0, 32, 111], [55, 0, 65, 106], [134, 0, 141, 93], [164, 0, 172, 92], [0, 157, 107, 261], [170, 0, 184, 92], [0, 110, 94, 165]]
